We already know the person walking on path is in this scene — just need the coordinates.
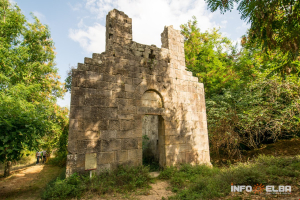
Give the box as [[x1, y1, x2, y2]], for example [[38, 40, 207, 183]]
[[42, 150, 47, 163], [40, 151, 43, 163], [36, 151, 41, 164]]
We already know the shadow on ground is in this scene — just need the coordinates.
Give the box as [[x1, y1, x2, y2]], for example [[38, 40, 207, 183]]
[[0, 164, 64, 200]]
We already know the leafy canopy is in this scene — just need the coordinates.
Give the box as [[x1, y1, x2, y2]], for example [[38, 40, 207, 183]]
[[204, 0, 300, 76], [180, 16, 238, 96], [0, 0, 67, 163]]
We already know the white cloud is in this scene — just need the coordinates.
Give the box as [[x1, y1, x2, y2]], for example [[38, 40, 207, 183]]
[[68, 2, 83, 11], [221, 20, 227, 25], [233, 37, 242, 52], [236, 21, 250, 31], [32, 11, 45, 20], [9, 0, 16, 5], [69, 23, 106, 53], [233, 2, 239, 10], [69, 0, 220, 53], [77, 19, 85, 28], [222, 31, 231, 38]]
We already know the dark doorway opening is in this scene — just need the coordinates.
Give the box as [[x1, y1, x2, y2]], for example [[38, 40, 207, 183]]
[[142, 115, 165, 171]]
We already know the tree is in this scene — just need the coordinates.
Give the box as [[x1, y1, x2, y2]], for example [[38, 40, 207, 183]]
[[180, 16, 239, 96], [204, 0, 300, 77], [206, 32, 300, 159], [65, 65, 76, 93], [0, 0, 67, 176]]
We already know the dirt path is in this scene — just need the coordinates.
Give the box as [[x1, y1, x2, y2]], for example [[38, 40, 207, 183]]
[[80, 180, 174, 200], [0, 164, 64, 200], [135, 181, 174, 200], [0, 164, 173, 200]]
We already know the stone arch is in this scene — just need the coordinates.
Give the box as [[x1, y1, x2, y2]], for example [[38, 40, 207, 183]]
[[139, 90, 166, 168], [141, 89, 164, 108]]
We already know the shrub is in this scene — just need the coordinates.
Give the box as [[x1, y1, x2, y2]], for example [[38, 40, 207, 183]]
[[207, 73, 300, 159], [42, 165, 151, 200], [42, 172, 87, 200], [160, 155, 300, 199], [47, 151, 67, 167]]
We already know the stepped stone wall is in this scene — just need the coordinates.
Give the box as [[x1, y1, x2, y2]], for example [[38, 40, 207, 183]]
[[66, 9, 211, 177]]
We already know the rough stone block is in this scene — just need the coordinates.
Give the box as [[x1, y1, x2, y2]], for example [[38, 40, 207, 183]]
[[69, 106, 84, 119], [125, 84, 135, 92], [101, 139, 121, 151], [120, 120, 135, 131], [116, 150, 128, 162], [137, 107, 164, 115], [108, 120, 120, 130], [99, 130, 117, 140], [98, 152, 115, 164], [78, 131, 99, 140], [165, 135, 186, 145], [128, 149, 142, 160], [76, 154, 85, 168], [96, 164, 111, 173], [76, 140, 101, 154], [98, 108, 118, 119], [121, 138, 138, 150], [118, 114, 134, 120], [69, 119, 84, 131], [186, 151, 199, 164]]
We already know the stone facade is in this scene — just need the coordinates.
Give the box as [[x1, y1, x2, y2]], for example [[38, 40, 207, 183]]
[[66, 9, 211, 177]]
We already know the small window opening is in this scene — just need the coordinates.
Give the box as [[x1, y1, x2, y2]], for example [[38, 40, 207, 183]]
[[109, 33, 113, 39], [124, 19, 127, 23], [149, 49, 155, 60], [109, 23, 112, 28]]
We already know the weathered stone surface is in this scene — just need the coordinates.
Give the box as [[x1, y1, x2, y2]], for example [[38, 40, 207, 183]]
[[116, 150, 128, 162], [101, 139, 121, 151], [66, 9, 210, 178], [121, 138, 138, 150], [98, 152, 115, 164]]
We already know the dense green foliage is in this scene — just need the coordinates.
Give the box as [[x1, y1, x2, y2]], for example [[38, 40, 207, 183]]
[[204, 0, 300, 76], [42, 165, 152, 200], [181, 17, 300, 159], [0, 0, 68, 169], [207, 73, 300, 158], [159, 155, 300, 199], [181, 18, 238, 96], [64, 65, 75, 92]]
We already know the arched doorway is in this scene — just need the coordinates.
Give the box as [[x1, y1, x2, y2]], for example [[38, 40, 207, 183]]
[[141, 90, 166, 170]]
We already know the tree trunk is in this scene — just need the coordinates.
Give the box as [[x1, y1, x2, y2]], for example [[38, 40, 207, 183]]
[[4, 160, 12, 177]]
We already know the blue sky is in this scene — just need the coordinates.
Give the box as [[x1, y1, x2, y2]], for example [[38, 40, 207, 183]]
[[11, 0, 249, 109]]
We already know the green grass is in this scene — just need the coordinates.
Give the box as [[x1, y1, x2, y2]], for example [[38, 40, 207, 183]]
[[47, 151, 68, 167], [41, 155, 300, 200], [158, 155, 300, 199], [143, 156, 161, 172], [42, 165, 152, 200]]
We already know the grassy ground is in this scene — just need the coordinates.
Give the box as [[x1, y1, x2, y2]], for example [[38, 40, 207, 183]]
[[211, 138, 300, 166], [1, 138, 299, 200], [159, 155, 300, 199], [0, 151, 36, 176], [42, 165, 153, 200], [0, 164, 65, 200]]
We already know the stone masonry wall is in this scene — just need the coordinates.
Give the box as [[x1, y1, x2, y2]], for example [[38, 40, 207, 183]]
[[66, 9, 211, 177]]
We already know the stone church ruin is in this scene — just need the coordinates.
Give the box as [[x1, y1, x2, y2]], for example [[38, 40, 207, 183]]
[[66, 9, 211, 177]]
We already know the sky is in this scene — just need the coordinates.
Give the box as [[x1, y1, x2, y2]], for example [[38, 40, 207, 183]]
[[11, 0, 250, 109]]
